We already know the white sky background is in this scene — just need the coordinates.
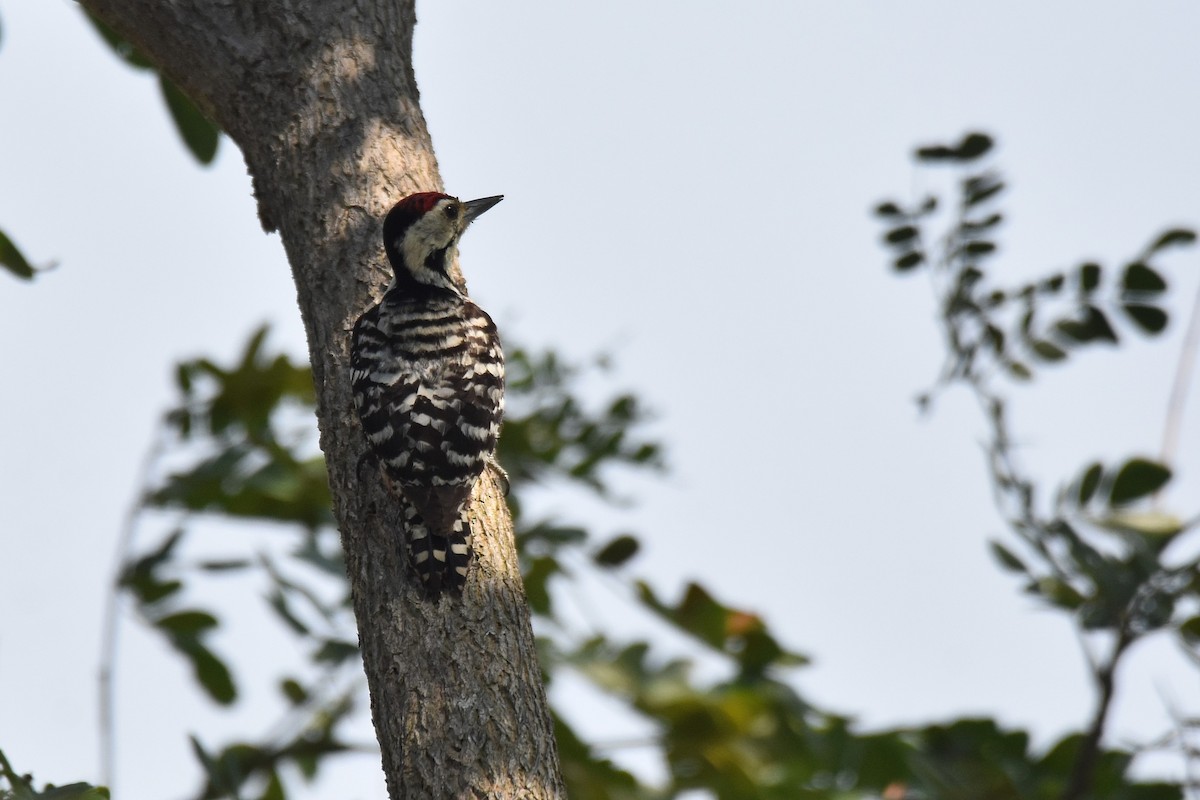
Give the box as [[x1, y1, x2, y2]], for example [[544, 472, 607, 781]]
[[2, 1, 1200, 797]]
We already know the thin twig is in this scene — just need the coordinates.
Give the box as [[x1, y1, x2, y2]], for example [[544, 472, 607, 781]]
[[1161, 271, 1200, 466], [921, 172, 1142, 800], [1157, 684, 1200, 800], [1061, 627, 1134, 800], [98, 424, 168, 790]]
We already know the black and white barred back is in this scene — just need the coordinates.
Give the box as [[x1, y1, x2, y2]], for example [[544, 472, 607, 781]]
[[350, 193, 505, 596]]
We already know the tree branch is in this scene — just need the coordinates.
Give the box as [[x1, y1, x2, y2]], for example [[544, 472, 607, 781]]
[[1062, 628, 1133, 800], [78, 1, 565, 796]]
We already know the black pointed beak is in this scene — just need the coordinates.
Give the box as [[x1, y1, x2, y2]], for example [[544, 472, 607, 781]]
[[462, 195, 503, 224]]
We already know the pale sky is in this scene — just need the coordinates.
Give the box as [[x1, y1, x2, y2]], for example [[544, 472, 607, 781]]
[[2, 2, 1200, 797]]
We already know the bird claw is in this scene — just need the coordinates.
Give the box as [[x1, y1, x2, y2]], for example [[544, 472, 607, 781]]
[[486, 455, 511, 497]]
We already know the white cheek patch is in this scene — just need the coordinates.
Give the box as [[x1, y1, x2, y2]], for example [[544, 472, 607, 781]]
[[399, 200, 461, 290]]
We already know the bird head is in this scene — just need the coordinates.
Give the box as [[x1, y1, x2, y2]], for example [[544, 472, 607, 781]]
[[382, 192, 503, 292]]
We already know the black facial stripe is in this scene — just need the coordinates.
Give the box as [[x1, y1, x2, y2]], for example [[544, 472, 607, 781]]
[[424, 245, 451, 274]]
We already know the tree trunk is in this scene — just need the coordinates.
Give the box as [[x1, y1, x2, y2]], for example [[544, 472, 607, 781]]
[[78, 2, 566, 797]]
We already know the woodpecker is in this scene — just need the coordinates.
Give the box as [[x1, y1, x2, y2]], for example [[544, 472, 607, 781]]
[[350, 192, 505, 597]]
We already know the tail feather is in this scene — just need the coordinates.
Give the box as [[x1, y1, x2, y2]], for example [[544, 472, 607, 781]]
[[400, 497, 471, 597]]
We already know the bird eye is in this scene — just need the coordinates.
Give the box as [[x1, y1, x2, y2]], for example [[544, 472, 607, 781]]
[[445, 204, 459, 218]]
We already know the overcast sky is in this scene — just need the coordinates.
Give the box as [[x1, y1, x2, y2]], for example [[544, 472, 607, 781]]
[[3, 2, 1200, 797]]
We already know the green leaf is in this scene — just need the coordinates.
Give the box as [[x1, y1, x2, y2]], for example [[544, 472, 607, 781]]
[[1123, 303, 1168, 334], [121, 571, 182, 606], [186, 738, 256, 800], [552, 713, 648, 800], [267, 589, 311, 636], [155, 610, 219, 636], [1005, 360, 1032, 381], [313, 639, 359, 665], [884, 225, 918, 245], [1039, 273, 1065, 294], [129, 528, 186, 571], [518, 521, 588, 550], [983, 324, 1005, 354], [874, 201, 903, 218], [150, 446, 333, 529], [1032, 577, 1084, 610], [1122, 262, 1167, 293], [964, 174, 1004, 207], [956, 132, 994, 160], [36, 783, 110, 799], [989, 541, 1027, 574], [158, 74, 220, 165], [1030, 340, 1066, 362], [1054, 305, 1117, 345], [915, 131, 993, 162], [280, 678, 308, 705], [1108, 458, 1170, 506], [1078, 262, 1102, 293], [915, 143, 956, 161], [181, 641, 237, 704], [636, 581, 807, 674], [637, 581, 727, 652], [963, 212, 1004, 233], [258, 770, 284, 800], [175, 362, 195, 395], [0, 230, 37, 280], [119, 530, 188, 606], [0, 753, 112, 800], [963, 240, 996, 257], [197, 559, 252, 572], [1077, 462, 1103, 505], [523, 556, 558, 616], [1146, 227, 1197, 254], [893, 250, 924, 272], [593, 534, 640, 567], [1181, 616, 1200, 646]]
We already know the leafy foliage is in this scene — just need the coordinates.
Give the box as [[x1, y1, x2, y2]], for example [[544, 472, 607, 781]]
[[500, 348, 664, 496], [92, 306, 1186, 798], [119, 529, 236, 704], [0, 229, 44, 281], [876, 131, 1200, 799], [4, 42, 1192, 785], [0, 750, 108, 800], [153, 325, 329, 529], [110, 328, 690, 798], [84, 14, 221, 164], [878, 132, 1188, 388]]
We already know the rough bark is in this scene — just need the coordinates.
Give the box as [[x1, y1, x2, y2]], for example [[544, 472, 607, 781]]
[[78, 2, 565, 797]]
